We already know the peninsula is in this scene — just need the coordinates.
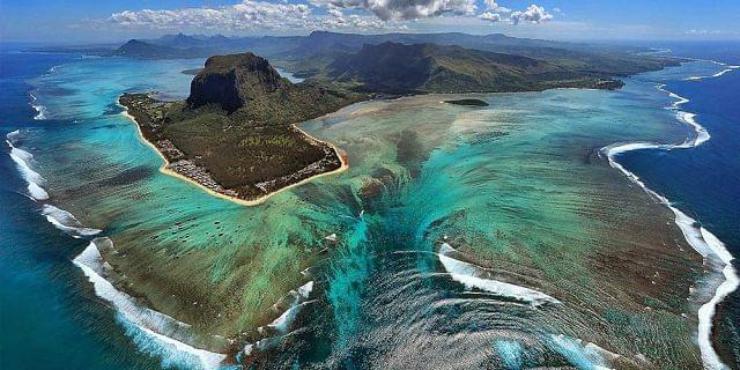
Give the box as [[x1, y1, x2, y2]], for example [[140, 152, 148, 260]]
[[120, 53, 364, 203]]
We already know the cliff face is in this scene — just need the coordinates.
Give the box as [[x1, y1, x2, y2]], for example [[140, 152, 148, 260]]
[[186, 53, 289, 113]]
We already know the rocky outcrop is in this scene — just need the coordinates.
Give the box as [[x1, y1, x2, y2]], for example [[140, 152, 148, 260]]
[[186, 53, 289, 113]]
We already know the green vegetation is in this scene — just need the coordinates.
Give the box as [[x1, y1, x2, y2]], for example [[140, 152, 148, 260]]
[[326, 42, 636, 94], [121, 52, 366, 200]]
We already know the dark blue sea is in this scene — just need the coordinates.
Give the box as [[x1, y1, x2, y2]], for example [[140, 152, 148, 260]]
[[620, 42, 740, 364], [0, 46, 160, 369]]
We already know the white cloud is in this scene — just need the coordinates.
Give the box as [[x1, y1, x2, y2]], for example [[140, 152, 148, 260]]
[[109, 1, 314, 31], [106, 0, 553, 32], [479, 11, 502, 22], [309, 0, 477, 21], [478, 2, 552, 25], [510, 4, 552, 25]]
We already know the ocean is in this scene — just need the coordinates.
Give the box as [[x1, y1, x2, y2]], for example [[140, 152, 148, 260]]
[[1, 42, 738, 369]]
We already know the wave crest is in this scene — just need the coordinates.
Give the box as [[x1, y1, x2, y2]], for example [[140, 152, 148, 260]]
[[5, 132, 49, 200], [74, 238, 227, 370], [41, 204, 101, 238], [437, 243, 560, 307]]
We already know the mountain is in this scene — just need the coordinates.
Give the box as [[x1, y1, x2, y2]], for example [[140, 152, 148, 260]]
[[112, 39, 213, 59], [328, 42, 618, 94], [154, 33, 210, 49], [187, 53, 289, 113], [186, 52, 363, 124], [107, 32, 680, 89]]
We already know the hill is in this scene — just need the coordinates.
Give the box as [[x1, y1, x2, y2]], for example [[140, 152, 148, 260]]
[[112, 39, 213, 59], [328, 42, 622, 93]]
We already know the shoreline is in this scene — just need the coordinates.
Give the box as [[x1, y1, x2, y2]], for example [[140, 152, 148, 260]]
[[601, 71, 738, 370], [118, 98, 349, 207]]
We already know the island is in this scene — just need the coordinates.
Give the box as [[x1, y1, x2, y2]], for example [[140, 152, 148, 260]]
[[444, 99, 490, 106]]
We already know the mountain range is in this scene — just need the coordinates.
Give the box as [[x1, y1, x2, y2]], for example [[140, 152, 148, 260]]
[[110, 31, 678, 94]]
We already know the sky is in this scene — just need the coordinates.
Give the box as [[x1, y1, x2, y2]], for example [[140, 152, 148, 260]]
[[1, 0, 739, 44]]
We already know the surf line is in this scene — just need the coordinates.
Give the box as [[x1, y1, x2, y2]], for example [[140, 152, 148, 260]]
[[29, 90, 48, 120], [682, 58, 740, 81], [4, 129, 228, 370], [437, 242, 560, 307], [5, 131, 49, 200], [74, 238, 227, 370], [601, 74, 738, 370]]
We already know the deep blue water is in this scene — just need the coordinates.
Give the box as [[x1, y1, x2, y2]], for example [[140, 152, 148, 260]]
[[619, 43, 740, 363], [0, 49, 160, 370]]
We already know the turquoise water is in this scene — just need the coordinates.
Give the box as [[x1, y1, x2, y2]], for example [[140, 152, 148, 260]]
[[2, 49, 737, 369]]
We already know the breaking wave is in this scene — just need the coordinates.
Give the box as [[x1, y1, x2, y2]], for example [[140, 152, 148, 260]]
[[437, 243, 560, 307], [6, 129, 227, 369], [549, 334, 615, 370], [265, 281, 314, 334], [239, 280, 315, 363], [41, 204, 101, 238], [601, 77, 738, 370], [29, 91, 48, 120], [5, 131, 49, 200], [74, 238, 227, 370], [684, 61, 739, 81]]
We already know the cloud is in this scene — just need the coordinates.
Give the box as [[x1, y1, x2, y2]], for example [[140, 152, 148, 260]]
[[109, 1, 313, 31], [106, 0, 553, 32], [510, 4, 552, 25], [478, 2, 552, 25], [108, 0, 398, 32], [478, 12, 502, 22], [309, 0, 477, 21]]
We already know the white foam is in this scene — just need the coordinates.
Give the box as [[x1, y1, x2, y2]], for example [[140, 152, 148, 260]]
[[601, 83, 737, 370], [438, 243, 560, 307], [41, 204, 101, 238], [267, 301, 312, 334], [29, 91, 47, 120], [297, 280, 314, 299], [5, 137, 49, 200], [712, 68, 737, 78], [74, 238, 226, 370], [683, 61, 738, 81], [6, 129, 21, 141], [676, 111, 710, 146], [696, 229, 738, 370], [266, 281, 314, 334], [549, 334, 615, 370], [656, 85, 710, 147]]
